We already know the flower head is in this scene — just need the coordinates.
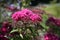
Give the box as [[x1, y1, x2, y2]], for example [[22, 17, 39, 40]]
[[0, 21, 12, 34], [30, 14, 42, 22], [55, 19, 60, 26], [46, 17, 60, 26], [12, 9, 42, 22], [44, 33, 59, 40], [12, 9, 33, 21]]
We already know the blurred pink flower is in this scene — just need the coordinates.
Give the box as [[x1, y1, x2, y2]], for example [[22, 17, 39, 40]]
[[12, 9, 42, 22], [0, 21, 12, 34], [30, 14, 42, 22], [44, 33, 59, 40], [12, 9, 33, 21], [46, 17, 60, 26], [2, 21, 9, 27], [12, 11, 21, 21], [55, 19, 60, 26], [45, 36, 49, 40]]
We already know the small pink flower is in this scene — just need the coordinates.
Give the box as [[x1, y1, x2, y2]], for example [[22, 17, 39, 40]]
[[55, 19, 60, 26], [45, 36, 49, 40], [12, 11, 21, 21], [1, 27, 7, 33], [46, 17, 60, 26], [0, 21, 12, 34], [19, 13, 27, 21], [44, 33, 59, 40], [22, 9, 33, 16], [30, 14, 41, 22], [0, 34, 4, 37]]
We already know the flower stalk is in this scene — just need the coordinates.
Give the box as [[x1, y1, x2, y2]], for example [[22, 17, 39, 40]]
[[21, 0, 31, 10]]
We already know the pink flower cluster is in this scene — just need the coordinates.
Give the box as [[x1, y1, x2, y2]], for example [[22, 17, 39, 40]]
[[44, 33, 59, 40], [0, 21, 12, 34], [0, 21, 12, 40], [46, 17, 60, 26], [12, 9, 42, 22]]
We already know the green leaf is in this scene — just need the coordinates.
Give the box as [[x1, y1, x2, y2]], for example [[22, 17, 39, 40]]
[[10, 38, 14, 40], [14, 36, 23, 40], [20, 34, 23, 39], [40, 14, 49, 30], [23, 34, 31, 40], [29, 27, 37, 36], [10, 29, 18, 33]]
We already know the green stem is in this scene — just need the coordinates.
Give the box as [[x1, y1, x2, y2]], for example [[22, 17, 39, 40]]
[[21, 0, 31, 10]]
